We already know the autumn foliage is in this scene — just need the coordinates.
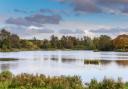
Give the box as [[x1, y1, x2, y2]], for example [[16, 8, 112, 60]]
[[113, 34, 128, 51]]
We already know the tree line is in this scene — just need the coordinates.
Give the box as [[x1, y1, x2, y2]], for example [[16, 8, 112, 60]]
[[0, 29, 128, 51]]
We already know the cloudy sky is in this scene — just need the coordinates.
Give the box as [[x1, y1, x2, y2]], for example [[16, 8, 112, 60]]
[[0, 0, 128, 39]]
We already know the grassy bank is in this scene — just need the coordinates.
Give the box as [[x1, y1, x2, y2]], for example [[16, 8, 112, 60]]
[[0, 47, 87, 52], [0, 71, 127, 89], [0, 48, 78, 52], [0, 48, 127, 52]]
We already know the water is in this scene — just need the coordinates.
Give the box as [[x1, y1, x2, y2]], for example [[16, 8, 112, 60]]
[[0, 50, 128, 83]]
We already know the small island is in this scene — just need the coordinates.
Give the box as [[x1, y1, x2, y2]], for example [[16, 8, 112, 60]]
[[0, 58, 18, 61]]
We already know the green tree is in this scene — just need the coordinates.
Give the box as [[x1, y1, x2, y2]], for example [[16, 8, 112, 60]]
[[50, 35, 59, 48], [97, 35, 113, 51], [20, 40, 37, 49], [0, 29, 11, 49], [93, 37, 99, 50], [41, 39, 50, 49], [10, 34, 20, 48]]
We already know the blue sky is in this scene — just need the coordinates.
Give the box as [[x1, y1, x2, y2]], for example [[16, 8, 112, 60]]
[[0, 0, 128, 39]]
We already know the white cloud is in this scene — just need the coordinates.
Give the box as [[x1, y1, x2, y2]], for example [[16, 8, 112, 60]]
[[44, 21, 112, 37], [18, 21, 113, 39], [5, 20, 124, 39]]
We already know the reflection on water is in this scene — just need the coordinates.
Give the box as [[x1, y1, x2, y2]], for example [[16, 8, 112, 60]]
[[51, 55, 58, 61], [0, 50, 128, 82], [84, 60, 112, 65], [0, 63, 18, 71], [0, 64, 10, 70], [62, 58, 77, 63], [84, 59, 128, 67], [116, 60, 128, 67]]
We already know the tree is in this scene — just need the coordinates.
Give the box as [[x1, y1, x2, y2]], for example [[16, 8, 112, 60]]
[[113, 34, 128, 50], [60, 36, 67, 48], [50, 35, 59, 48], [93, 37, 99, 50], [10, 34, 20, 48], [41, 39, 50, 49], [31, 37, 42, 48], [0, 29, 11, 49], [60, 36, 74, 49], [97, 35, 113, 51], [83, 36, 94, 49], [20, 40, 37, 49]]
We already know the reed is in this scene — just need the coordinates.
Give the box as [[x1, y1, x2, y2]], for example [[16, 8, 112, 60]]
[[0, 71, 126, 89]]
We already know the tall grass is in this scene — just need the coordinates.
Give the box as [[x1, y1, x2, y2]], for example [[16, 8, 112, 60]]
[[0, 71, 127, 89]]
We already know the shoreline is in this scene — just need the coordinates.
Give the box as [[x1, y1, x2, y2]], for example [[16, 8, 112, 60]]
[[0, 48, 127, 52]]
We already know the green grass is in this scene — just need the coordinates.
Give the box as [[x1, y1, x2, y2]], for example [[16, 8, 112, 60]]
[[84, 59, 113, 65], [84, 60, 100, 64], [125, 83, 128, 89]]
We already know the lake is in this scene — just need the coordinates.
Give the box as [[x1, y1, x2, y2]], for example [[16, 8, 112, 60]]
[[0, 50, 128, 83]]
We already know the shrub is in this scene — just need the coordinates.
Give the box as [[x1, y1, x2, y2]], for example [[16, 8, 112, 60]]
[[87, 78, 124, 89], [0, 71, 13, 81]]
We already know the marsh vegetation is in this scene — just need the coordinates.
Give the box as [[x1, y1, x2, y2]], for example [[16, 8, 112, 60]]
[[0, 71, 127, 89], [0, 58, 18, 61]]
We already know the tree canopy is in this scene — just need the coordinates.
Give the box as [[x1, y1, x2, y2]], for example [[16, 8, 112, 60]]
[[0, 29, 127, 51]]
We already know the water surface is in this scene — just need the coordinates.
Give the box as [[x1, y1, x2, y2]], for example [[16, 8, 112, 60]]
[[0, 50, 128, 82]]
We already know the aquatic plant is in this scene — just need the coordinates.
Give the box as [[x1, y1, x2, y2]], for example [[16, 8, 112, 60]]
[[0, 58, 18, 61], [84, 59, 112, 65], [84, 60, 100, 65]]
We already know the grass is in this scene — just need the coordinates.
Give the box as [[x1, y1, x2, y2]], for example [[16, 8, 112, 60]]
[[0, 71, 84, 89], [0, 58, 18, 61], [0, 71, 127, 89], [84, 60, 100, 64], [84, 59, 112, 65], [115, 49, 128, 52], [125, 83, 128, 89]]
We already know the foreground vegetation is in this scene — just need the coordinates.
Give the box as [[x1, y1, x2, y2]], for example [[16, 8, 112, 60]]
[[0, 29, 128, 52], [0, 71, 128, 89]]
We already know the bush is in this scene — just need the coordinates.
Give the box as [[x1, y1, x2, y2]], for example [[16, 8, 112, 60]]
[[87, 78, 124, 89], [0, 71, 13, 81]]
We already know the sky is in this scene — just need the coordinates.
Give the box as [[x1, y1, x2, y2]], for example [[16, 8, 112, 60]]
[[0, 0, 128, 39]]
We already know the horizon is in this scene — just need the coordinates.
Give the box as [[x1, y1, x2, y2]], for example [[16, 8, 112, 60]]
[[0, 28, 127, 40], [0, 0, 128, 39]]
